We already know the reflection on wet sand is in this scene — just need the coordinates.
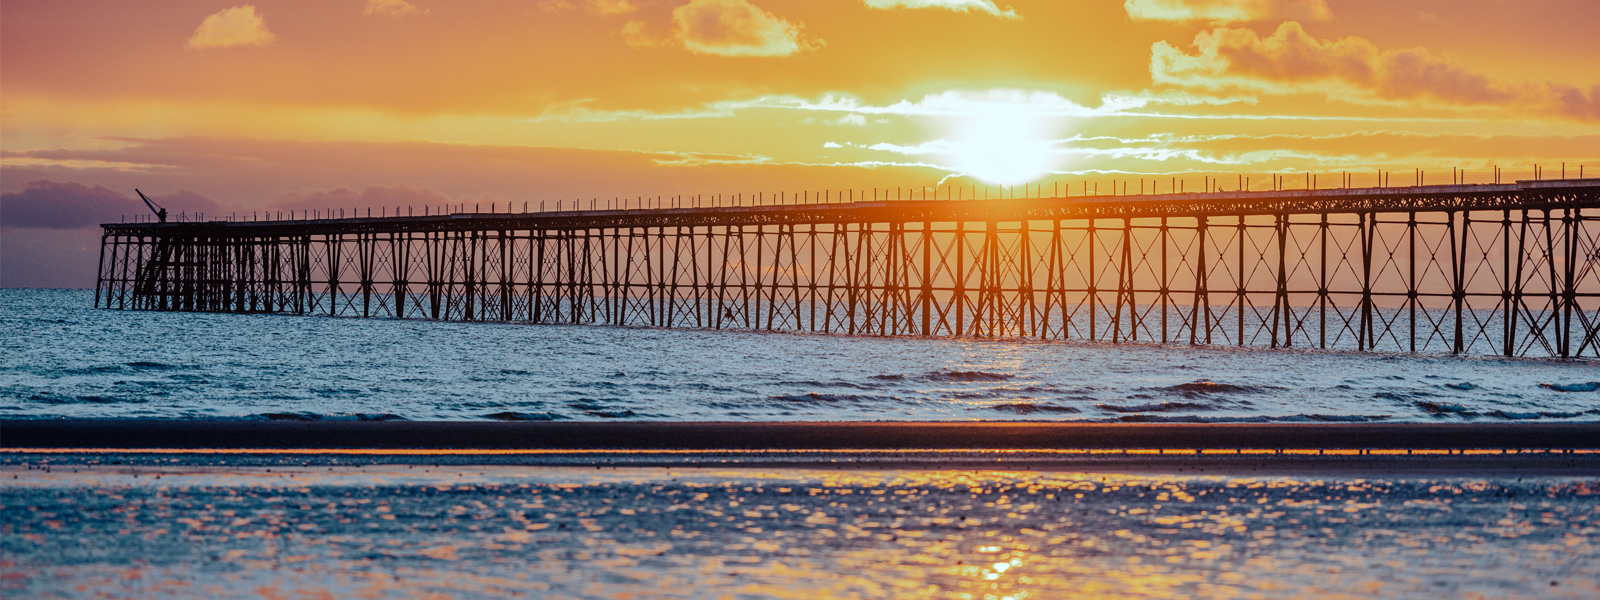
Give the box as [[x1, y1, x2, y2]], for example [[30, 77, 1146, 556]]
[[4, 466, 1597, 599]]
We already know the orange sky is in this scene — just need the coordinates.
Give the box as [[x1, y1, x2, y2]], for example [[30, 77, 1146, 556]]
[[3, 0, 1599, 286]]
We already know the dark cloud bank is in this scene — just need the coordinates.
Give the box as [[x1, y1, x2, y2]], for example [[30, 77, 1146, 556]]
[[1, 180, 220, 229]]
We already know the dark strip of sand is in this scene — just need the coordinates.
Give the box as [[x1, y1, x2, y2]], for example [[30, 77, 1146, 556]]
[[9, 454, 1599, 476], [5, 420, 1599, 451]]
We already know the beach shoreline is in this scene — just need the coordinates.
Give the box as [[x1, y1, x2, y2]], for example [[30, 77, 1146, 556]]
[[6, 419, 1600, 450], [6, 420, 1600, 474]]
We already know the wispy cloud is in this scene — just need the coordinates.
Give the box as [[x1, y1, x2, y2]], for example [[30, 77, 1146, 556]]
[[862, 0, 1019, 20], [1151, 21, 1600, 121], [803, 114, 870, 126], [186, 5, 275, 49], [538, 0, 638, 15], [1125, 0, 1329, 23], [527, 98, 746, 123], [590, 0, 638, 16], [766, 89, 1255, 118], [1552, 84, 1600, 121], [365, 0, 427, 17], [527, 89, 1270, 125], [273, 183, 457, 211], [670, 0, 821, 57], [642, 149, 773, 167], [609, 0, 820, 57]]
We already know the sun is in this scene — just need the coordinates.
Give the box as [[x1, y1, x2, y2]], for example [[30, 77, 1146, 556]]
[[939, 95, 1067, 187]]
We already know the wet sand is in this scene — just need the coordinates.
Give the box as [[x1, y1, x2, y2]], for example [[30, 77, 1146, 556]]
[[7, 419, 1600, 450], [5, 463, 1598, 599], [7, 422, 1600, 598], [6, 420, 1600, 474]]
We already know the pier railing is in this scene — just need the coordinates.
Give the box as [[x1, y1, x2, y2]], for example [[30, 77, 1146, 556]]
[[98, 179, 1600, 357]]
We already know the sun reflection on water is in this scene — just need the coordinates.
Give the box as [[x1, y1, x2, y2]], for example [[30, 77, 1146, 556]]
[[2, 466, 1597, 599]]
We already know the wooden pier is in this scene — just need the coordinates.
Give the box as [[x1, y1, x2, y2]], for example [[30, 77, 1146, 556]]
[[98, 179, 1600, 357]]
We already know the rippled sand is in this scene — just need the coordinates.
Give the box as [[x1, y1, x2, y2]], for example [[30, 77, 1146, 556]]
[[5, 463, 1597, 599]]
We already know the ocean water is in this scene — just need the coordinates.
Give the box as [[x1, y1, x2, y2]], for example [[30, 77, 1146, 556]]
[[4, 464, 1597, 599], [2, 288, 1597, 422]]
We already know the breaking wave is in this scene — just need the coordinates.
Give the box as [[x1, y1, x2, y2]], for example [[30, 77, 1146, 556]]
[[1485, 410, 1590, 420], [1542, 382, 1600, 393], [255, 412, 407, 421], [482, 411, 566, 421], [126, 361, 177, 370], [1414, 401, 1477, 417], [776, 379, 887, 390], [922, 370, 1014, 383], [986, 402, 1081, 415], [1148, 380, 1283, 398], [1097, 402, 1214, 413], [1112, 414, 1389, 423], [769, 392, 890, 403]]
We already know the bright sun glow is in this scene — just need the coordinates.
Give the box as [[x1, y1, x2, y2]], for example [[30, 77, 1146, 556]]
[[939, 94, 1067, 187]]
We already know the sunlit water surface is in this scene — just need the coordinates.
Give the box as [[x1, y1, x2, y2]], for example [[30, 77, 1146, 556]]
[[3, 465, 1596, 599], [4, 289, 1598, 422]]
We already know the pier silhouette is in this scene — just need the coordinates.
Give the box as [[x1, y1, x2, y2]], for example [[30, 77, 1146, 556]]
[[98, 178, 1600, 357]]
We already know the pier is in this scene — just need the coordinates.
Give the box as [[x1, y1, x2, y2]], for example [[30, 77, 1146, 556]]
[[97, 179, 1600, 358]]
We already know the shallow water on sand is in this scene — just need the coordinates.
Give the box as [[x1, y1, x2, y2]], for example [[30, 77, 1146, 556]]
[[3, 464, 1596, 599], [3, 288, 1598, 422]]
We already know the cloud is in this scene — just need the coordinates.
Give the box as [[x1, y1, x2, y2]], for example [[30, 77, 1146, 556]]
[[1125, 0, 1329, 23], [590, 0, 639, 16], [621, 20, 666, 48], [186, 5, 275, 49], [551, 0, 817, 57], [272, 183, 456, 212], [365, 0, 427, 17], [804, 114, 870, 126], [670, 0, 821, 57], [1, 180, 221, 229], [1551, 84, 1600, 122], [526, 89, 1260, 126], [781, 90, 1099, 117], [538, 0, 636, 15], [536, 0, 577, 12], [1098, 89, 1258, 111], [1151, 22, 1519, 107], [774, 89, 1205, 119], [862, 0, 1019, 20], [640, 149, 772, 167]]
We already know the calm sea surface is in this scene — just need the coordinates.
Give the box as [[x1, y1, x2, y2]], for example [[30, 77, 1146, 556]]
[[3, 288, 1597, 422]]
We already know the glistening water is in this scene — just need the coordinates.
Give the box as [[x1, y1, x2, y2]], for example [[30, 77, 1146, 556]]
[[3, 464, 1596, 599], [3, 288, 1597, 422]]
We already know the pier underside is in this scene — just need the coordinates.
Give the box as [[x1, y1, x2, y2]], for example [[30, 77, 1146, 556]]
[[98, 180, 1600, 357]]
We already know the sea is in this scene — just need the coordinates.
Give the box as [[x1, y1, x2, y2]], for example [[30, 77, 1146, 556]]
[[6, 287, 1600, 599], [3, 288, 1596, 422]]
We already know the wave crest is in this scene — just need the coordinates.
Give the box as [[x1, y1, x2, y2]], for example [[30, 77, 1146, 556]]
[[922, 370, 1014, 383], [1097, 402, 1212, 413], [1541, 382, 1600, 393], [987, 402, 1081, 415], [1149, 380, 1282, 398]]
